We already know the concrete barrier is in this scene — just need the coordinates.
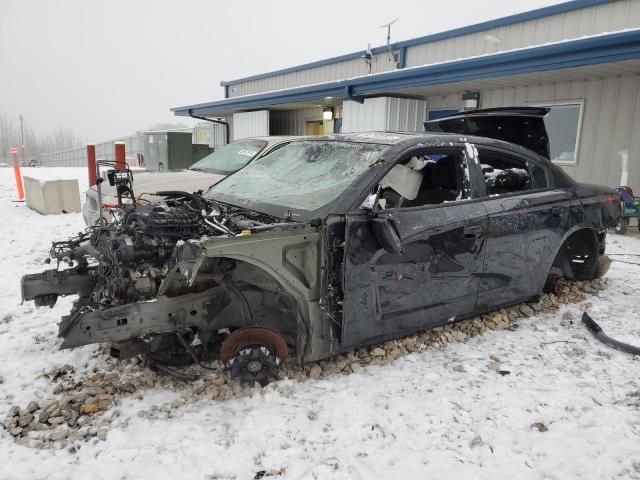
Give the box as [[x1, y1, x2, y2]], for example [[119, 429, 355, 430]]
[[23, 176, 81, 215]]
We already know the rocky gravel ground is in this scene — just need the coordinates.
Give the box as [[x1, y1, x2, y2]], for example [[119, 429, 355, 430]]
[[2, 170, 638, 479], [1, 277, 606, 451]]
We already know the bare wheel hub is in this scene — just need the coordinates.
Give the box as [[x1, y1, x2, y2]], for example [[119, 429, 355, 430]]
[[246, 359, 263, 373], [220, 327, 289, 385]]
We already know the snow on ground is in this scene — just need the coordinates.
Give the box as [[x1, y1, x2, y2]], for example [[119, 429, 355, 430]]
[[0, 167, 639, 480]]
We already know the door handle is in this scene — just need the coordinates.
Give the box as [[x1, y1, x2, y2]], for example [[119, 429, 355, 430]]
[[551, 207, 562, 217], [463, 225, 483, 239]]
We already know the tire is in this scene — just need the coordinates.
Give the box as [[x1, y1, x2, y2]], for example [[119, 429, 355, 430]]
[[615, 217, 629, 235]]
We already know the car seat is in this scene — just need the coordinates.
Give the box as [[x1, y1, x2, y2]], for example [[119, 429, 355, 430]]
[[420, 156, 460, 204]]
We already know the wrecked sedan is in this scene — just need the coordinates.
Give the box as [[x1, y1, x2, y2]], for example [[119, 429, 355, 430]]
[[21, 112, 619, 385]]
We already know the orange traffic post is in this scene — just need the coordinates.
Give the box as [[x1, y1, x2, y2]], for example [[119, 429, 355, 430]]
[[114, 142, 125, 170], [10, 147, 25, 201], [87, 144, 97, 186]]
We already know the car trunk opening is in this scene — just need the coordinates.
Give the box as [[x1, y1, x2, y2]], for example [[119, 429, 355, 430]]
[[424, 107, 551, 159]]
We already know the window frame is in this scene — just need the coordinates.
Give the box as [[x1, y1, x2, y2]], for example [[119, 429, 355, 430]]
[[529, 100, 585, 166], [373, 145, 482, 213], [475, 146, 554, 199]]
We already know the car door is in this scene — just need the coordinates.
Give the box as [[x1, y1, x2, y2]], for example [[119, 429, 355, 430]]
[[475, 146, 573, 310], [341, 146, 488, 349]]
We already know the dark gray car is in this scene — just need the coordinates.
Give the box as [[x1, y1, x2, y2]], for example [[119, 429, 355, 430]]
[[23, 109, 619, 385]]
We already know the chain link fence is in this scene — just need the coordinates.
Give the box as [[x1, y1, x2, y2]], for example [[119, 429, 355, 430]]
[[38, 123, 225, 168]]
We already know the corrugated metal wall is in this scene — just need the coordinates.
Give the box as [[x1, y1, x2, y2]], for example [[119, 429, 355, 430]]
[[227, 53, 396, 98], [426, 74, 640, 190], [232, 110, 270, 140], [342, 97, 427, 133], [342, 98, 389, 132], [405, 0, 639, 67], [226, 0, 639, 97]]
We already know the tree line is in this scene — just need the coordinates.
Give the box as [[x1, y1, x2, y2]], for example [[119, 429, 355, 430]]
[[0, 114, 82, 162]]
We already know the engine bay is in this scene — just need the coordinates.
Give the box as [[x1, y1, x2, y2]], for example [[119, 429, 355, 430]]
[[35, 191, 290, 308]]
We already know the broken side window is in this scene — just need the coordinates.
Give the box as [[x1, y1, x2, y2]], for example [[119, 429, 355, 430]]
[[378, 150, 469, 209], [477, 150, 536, 196]]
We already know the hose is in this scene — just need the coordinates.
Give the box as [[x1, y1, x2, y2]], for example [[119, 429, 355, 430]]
[[154, 191, 204, 212], [175, 333, 219, 372], [582, 312, 640, 355]]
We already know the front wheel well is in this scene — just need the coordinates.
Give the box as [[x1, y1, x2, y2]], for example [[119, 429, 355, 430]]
[[551, 228, 599, 281], [198, 257, 305, 356]]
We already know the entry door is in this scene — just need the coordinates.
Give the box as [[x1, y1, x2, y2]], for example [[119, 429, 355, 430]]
[[342, 201, 488, 349], [305, 121, 323, 135]]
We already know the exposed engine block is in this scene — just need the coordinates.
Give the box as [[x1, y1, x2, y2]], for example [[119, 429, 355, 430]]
[[112, 206, 204, 265], [22, 191, 286, 311]]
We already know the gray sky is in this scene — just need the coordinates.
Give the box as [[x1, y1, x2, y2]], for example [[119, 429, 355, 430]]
[[0, 0, 562, 142]]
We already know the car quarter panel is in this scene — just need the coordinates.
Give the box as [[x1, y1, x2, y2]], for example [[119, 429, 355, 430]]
[[574, 183, 620, 230]]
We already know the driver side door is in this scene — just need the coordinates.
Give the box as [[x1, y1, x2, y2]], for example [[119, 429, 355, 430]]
[[341, 145, 488, 349]]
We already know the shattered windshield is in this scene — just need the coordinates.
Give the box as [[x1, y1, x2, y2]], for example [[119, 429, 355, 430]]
[[207, 141, 387, 218], [189, 139, 268, 174]]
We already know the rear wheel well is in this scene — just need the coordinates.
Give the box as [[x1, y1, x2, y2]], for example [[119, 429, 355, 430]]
[[552, 228, 599, 280]]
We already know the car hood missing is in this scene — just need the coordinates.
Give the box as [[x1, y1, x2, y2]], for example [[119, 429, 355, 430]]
[[92, 169, 226, 200]]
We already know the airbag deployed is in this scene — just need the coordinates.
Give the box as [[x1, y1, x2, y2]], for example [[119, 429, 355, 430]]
[[379, 164, 423, 201]]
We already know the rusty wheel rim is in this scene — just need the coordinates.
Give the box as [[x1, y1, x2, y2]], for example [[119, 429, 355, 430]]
[[219, 327, 288, 366]]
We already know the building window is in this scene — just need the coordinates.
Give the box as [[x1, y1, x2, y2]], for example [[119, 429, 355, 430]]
[[532, 102, 584, 164]]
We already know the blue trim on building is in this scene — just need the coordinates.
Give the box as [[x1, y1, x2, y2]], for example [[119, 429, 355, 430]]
[[172, 29, 640, 117], [397, 47, 407, 70], [219, 0, 615, 87]]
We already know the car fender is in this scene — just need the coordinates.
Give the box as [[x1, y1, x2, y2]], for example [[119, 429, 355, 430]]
[[192, 229, 331, 361]]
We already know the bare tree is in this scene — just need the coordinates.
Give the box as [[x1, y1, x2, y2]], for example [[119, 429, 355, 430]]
[[0, 115, 19, 161], [0, 114, 82, 161]]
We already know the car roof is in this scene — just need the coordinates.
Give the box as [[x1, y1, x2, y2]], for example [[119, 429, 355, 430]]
[[298, 131, 459, 146], [284, 131, 551, 163], [243, 131, 550, 163]]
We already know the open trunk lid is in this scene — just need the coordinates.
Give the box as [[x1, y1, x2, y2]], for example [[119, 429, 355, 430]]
[[424, 107, 551, 159]]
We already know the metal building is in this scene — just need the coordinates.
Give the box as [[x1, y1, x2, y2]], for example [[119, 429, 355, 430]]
[[172, 0, 640, 189]]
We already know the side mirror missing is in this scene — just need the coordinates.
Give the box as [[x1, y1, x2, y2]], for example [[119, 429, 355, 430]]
[[371, 215, 403, 254]]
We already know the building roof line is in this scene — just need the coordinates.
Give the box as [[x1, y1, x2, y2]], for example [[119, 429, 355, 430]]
[[219, 0, 616, 87], [172, 29, 640, 117]]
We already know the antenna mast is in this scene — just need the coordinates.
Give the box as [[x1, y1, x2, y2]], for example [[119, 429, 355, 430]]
[[379, 17, 399, 66]]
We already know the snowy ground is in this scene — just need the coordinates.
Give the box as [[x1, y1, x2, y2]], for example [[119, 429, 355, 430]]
[[1, 167, 639, 480]]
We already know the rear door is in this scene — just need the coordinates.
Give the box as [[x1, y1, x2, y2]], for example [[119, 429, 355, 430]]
[[474, 146, 574, 309]]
